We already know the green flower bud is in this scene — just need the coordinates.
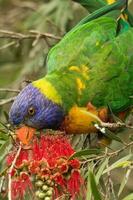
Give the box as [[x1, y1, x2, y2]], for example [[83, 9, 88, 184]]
[[36, 175, 41, 180], [49, 181, 54, 186], [46, 189, 53, 196], [45, 197, 51, 200], [42, 185, 48, 191], [48, 187, 53, 192], [35, 180, 44, 187], [46, 179, 51, 186], [38, 192, 45, 199], [35, 190, 40, 197]]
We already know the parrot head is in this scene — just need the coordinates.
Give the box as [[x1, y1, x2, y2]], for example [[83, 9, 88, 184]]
[[9, 83, 65, 130]]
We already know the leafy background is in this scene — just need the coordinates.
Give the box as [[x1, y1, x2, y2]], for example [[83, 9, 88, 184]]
[[0, 0, 133, 199]]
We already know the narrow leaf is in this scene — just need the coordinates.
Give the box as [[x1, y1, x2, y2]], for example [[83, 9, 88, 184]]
[[96, 158, 109, 184], [0, 138, 12, 163], [122, 194, 133, 200], [69, 149, 103, 160], [86, 168, 92, 200], [103, 154, 132, 174], [102, 129, 124, 144], [88, 170, 102, 200], [118, 168, 132, 196]]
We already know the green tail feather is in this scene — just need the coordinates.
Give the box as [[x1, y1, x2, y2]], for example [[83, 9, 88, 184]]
[[73, 0, 128, 13], [73, 0, 128, 28], [73, 0, 133, 28], [73, 0, 107, 12]]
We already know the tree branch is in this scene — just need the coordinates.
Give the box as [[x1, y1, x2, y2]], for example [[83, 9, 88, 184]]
[[82, 141, 133, 165], [0, 88, 20, 93], [8, 144, 22, 200], [0, 97, 16, 106], [0, 29, 61, 49], [0, 30, 61, 41]]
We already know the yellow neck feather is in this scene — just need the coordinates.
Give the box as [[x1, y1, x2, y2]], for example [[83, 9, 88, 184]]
[[106, 0, 116, 4], [32, 78, 62, 105]]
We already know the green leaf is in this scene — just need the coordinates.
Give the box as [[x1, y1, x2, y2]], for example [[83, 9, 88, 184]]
[[0, 138, 12, 163], [102, 129, 124, 144], [96, 158, 109, 184], [122, 194, 133, 200], [103, 154, 132, 174], [86, 167, 92, 200], [129, 134, 133, 141], [88, 170, 102, 200], [118, 168, 132, 196], [3, 111, 9, 122], [69, 148, 103, 160]]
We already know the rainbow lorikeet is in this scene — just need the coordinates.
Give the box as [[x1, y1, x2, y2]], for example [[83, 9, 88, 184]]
[[9, 0, 133, 143]]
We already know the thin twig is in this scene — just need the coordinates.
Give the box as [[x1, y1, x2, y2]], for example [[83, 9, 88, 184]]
[[0, 88, 20, 93], [105, 162, 117, 200], [0, 97, 16, 106], [0, 176, 5, 193], [0, 30, 61, 50], [8, 144, 22, 200], [0, 30, 61, 40], [95, 121, 133, 134], [109, 141, 133, 157], [81, 141, 133, 165], [29, 30, 61, 40], [101, 121, 133, 129], [0, 41, 16, 50]]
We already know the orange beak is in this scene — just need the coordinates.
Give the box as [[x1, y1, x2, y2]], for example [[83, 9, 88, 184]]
[[15, 126, 36, 145]]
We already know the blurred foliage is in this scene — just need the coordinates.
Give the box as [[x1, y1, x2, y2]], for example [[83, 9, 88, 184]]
[[0, 0, 86, 87], [0, 0, 133, 199]]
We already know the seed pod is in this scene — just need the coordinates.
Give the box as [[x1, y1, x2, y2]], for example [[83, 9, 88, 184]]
[[35, 180, 44, 187]]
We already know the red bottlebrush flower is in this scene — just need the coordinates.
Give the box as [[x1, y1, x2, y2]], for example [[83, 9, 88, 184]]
[[68, 170, 84, 199], [7, 152, 15, 166], [59, 163, 68, 174], [32, 135, 75, 168], [11, 172, 32, 200], [53, 172, 66, 188], [7, 150, 29, 169], [6, 133, 85, 200], [28, 160, 40, 174], [69, 159, 81, 169]]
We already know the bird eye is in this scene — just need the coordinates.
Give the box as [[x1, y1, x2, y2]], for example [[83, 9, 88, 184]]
[[28, 107, 35, 116]]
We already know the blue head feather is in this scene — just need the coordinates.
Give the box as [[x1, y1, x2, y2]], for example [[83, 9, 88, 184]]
[[9, 84, 65, 129]]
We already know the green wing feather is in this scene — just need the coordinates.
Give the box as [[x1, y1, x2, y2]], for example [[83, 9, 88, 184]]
[[46, 26, 133, 112], [44, 1, 133, 113], [47, 0, 129, 73], [47, 15, 117, 73], [80, 28, 133, 112], [47, 0, 128, 73]]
